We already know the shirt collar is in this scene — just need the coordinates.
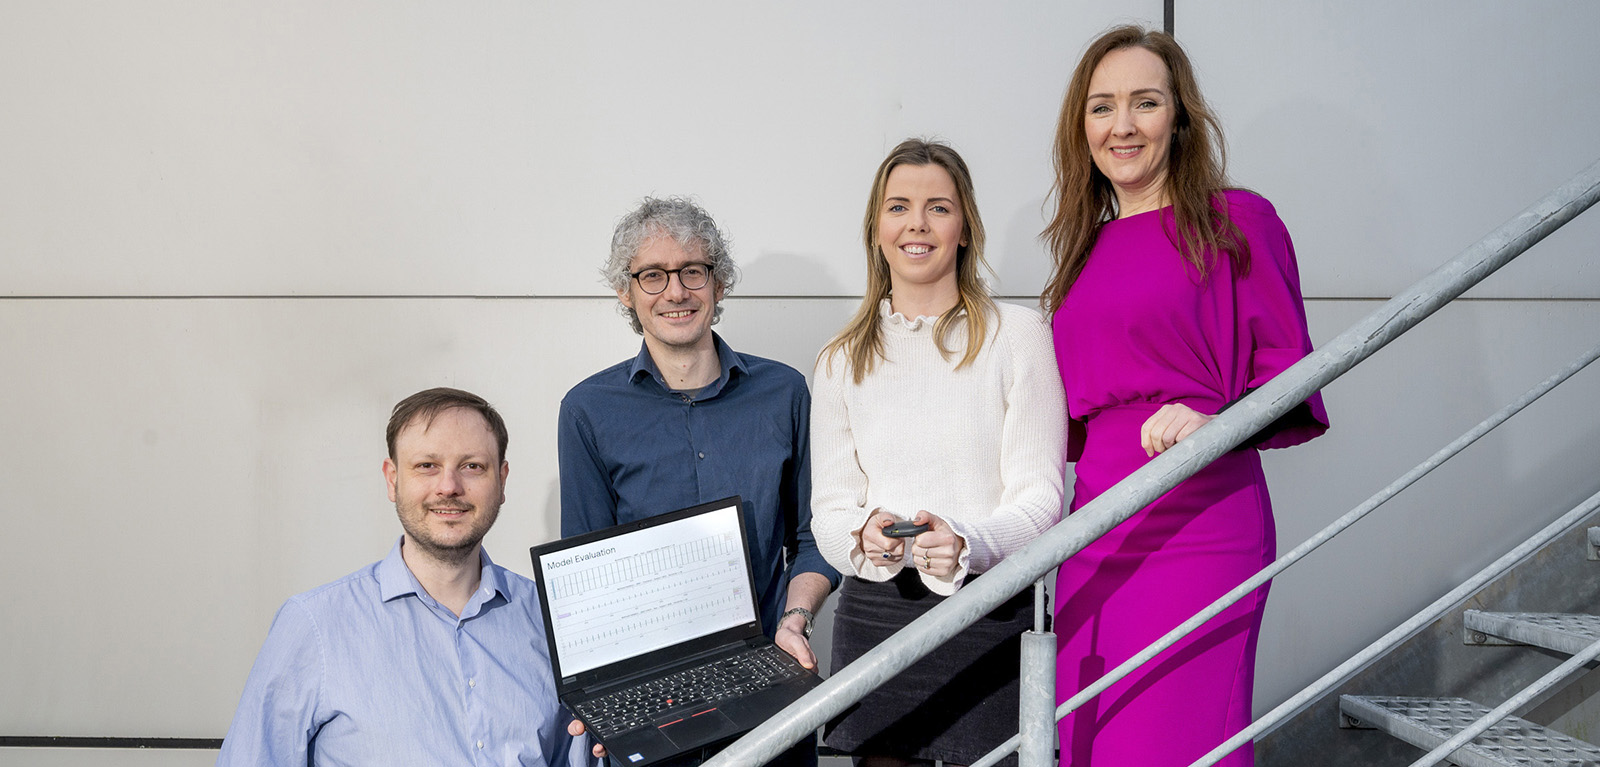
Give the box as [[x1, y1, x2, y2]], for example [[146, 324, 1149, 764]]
[[475, 548, 510, 602], [879, 297, 940, 330], [377, 537, 510, 605], [627, 332, 747, 399]]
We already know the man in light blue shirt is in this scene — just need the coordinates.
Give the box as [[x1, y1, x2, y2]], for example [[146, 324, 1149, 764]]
[[218, 387, 594, 766]]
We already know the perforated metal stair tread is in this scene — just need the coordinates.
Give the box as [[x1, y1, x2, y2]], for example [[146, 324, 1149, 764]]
[[1340, 695, 1600, 766], [1465, 611, 1600, 655]]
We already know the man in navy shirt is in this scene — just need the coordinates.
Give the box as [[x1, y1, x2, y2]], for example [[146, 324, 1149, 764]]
[[558, 197, 838, 766]]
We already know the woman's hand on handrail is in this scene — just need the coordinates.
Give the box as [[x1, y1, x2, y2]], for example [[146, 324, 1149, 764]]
[[1140, 403, 1215, 457]]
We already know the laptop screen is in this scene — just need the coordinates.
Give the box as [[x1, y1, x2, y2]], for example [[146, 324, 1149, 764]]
[[535, 499, 758, 677]]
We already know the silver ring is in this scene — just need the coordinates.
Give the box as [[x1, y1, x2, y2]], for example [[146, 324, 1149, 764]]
[[882, 552, 891, 560]]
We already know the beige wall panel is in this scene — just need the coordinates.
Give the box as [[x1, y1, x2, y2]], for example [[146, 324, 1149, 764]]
[[2, 294, 1596, 740], [1184, 0, 1600, 299], [0, 1, 1157, 300], [0, 749, 216, 767], [0, 295, 860, 739]]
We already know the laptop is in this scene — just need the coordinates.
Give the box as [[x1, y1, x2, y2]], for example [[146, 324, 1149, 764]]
[[530, 496, 823, 766]]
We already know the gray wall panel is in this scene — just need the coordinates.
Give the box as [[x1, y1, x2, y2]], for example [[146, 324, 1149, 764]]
[[0, 296, 863, 738], [0, 1, 1155, 299], [2, 296, 1596, 738], [1184, 0, 1600, 299], [0, 750, 216, 767]]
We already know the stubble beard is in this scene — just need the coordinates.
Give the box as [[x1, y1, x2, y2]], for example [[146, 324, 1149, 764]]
[[397, 501, 499, 567]]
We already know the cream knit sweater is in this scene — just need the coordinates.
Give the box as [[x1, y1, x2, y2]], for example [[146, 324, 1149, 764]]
[[810, 299, 1067, 596]]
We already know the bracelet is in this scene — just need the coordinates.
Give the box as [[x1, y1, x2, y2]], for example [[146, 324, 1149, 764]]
[[781, 607, 816, 639]]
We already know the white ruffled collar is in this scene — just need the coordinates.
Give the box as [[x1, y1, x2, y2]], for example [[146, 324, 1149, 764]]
[[878, 297, 942, 331]]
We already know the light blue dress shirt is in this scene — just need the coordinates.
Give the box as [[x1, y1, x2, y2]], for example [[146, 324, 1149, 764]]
[[218, 540, 592, 767]]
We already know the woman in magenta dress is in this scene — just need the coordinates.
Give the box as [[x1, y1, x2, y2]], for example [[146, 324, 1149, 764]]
[[1043, 26, 1329, 767]]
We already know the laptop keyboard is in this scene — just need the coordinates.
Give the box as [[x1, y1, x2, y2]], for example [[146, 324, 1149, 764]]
[[573, 644, 808, 738]]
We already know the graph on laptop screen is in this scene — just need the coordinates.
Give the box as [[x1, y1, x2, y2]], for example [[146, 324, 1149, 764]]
[[541, 503, 756, 675]]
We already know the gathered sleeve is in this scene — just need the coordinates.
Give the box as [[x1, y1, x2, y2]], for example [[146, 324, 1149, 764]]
[[1231, 194, 1330, 449], [940, 311, 1068, 583]]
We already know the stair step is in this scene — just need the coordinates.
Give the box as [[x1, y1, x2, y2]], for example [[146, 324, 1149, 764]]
[[1340, 695, 1600, 766], [1465, 611, 1600, 655]]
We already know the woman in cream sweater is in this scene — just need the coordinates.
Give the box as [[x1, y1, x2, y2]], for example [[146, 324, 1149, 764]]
[[811, 138, 1066, 767]]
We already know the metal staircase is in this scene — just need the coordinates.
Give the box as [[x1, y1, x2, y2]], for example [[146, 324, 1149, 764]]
[[1339, 531, 1600, 766], [1463, 612, 1600, 656], [1340, 696, 1600, 767]]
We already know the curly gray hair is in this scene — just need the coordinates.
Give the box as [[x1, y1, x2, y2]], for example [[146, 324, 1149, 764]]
[[604, 196, 740, 334]]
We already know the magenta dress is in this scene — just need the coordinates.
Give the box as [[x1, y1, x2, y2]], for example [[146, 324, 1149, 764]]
[[1052, 191, 1328, 767]]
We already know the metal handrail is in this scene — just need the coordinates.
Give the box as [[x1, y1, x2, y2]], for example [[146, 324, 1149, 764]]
[[968, 340, 1600, 767], [702, 155, 1600, 767]]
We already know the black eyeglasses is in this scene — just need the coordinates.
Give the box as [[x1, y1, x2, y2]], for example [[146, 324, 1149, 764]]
[[629, 263, 714, 295]]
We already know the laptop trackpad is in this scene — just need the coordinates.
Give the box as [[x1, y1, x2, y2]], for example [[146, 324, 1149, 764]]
[[658, 708, 739, 748]]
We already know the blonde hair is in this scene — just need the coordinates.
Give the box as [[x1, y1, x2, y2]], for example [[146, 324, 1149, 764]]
[[822, 138, 997, 384]]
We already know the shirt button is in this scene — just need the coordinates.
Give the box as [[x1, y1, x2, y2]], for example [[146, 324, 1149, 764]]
[[698, 452, 705, 459], [468, 679, 476, 688], [477, 740, 484, 750]]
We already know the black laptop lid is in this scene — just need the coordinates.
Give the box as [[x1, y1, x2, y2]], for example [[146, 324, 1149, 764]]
[[530, 496, 762, 692]]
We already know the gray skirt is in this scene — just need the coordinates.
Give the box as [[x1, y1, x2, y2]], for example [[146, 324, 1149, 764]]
[[826, 569, 1031, 766]]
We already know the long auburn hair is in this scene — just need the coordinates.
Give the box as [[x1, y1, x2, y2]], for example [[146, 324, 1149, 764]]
[[1041, 24, 1249, 314], [821, 138, 996, 384]]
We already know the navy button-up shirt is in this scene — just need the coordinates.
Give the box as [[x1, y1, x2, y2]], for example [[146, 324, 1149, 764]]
[[557, 334, 839, 634]]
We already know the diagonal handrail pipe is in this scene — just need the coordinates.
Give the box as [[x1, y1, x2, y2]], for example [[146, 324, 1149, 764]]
[[703, 155, 1600, 767]]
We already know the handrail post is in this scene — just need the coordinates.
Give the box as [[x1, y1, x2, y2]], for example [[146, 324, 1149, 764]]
[[1018, 578, 1056, 767]]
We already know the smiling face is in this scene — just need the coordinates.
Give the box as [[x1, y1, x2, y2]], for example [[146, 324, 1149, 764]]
[[1085, 45, 1178, 216], [875, 163, 967, 313], [383, 406, 508, 567], [617, 234, 723, 356]]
